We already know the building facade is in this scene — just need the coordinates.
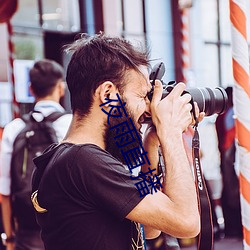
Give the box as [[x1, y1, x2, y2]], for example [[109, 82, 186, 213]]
[[0, 0, 250, 124]]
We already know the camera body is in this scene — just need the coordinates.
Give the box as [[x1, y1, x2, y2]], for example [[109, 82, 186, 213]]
[[147, 62, 228, 116]]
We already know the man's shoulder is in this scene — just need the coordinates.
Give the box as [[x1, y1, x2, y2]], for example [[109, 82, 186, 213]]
[[34, 144, 106, 180], [3, 118, 26, 140], [4, 117, 25, 128], [53, 113, 72, 122], [41, 143, 124, 175], [73, 144, 127, 174], [74, 144, 108, 158], [69, 144, 119, 166], [44, 143, 106, 161], [51, 113, 72, 127]]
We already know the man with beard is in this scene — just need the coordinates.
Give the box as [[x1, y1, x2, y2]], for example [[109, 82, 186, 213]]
[[31, 33, 201, 250]]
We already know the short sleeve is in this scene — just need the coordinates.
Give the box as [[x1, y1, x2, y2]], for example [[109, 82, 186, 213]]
[[0, 119, 25, 195], [74, 145, 144, 220]]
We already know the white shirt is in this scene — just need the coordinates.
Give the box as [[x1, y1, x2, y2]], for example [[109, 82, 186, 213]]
[[0, 101, 72, 195]]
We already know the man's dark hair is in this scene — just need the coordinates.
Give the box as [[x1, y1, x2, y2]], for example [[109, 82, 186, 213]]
[[29, 59, 64, 98], [65, 32, 150, 117]]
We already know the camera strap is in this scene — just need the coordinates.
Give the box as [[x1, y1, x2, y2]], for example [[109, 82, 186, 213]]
[[192, 122, 214, 250]]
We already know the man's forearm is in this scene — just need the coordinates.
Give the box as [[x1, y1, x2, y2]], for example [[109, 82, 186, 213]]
[[142, 126, 161, 238], [160, 132, 198, 216], [142, 130, 198, 237], [1, 195, 14, 237]]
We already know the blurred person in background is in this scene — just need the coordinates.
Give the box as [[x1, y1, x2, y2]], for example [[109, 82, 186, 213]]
[[215, 86, 242, 238], [0, 59, 72, 250]]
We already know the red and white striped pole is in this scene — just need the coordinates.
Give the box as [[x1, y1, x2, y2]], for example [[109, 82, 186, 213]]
[[179, 4, 194, 166], [6, 20, 19, 118], [179, 2, 194, 161], [180, 8, 190, 83], [229, 0, 250, 248]]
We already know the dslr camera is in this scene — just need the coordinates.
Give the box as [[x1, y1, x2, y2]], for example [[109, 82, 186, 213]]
[[147, 62, 228, 116]]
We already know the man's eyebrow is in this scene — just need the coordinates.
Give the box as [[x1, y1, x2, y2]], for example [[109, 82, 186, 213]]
[[138, 69, 152, 94]]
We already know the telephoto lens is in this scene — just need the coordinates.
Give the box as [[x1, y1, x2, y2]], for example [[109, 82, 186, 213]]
[[187, 87, 228, 116]]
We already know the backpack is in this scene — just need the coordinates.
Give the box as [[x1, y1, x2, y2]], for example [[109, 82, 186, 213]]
[[10, 110, 64, 230]]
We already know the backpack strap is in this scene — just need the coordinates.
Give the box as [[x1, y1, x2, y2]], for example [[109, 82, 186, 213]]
[[43, 111, 66, 123], [40, 111, 66, 144], [21, 110, 66, 123], [19, 111, 66, 150]]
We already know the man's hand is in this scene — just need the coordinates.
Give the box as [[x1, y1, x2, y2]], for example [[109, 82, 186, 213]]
[[1, 195, 15, 250], [150, 80, 193, 139], [143, 125, 159, 148], [192, 102, 205, 127]]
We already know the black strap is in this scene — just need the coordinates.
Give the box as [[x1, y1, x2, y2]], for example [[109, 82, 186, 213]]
[[22, 110, 65, 124], [192, 124, 214, 250], [44, 111, 66, 122], [40, 111, 66, 143]]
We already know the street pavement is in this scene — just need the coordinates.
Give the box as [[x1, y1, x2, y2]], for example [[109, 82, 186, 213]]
[[181, 237, 243, 250]]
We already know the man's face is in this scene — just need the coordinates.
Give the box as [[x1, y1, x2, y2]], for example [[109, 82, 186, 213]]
[[122, 66, 152, 129], [104, 66, 152, 164]]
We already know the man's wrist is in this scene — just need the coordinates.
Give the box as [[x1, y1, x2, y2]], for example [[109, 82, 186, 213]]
[[156, 128, 182, 142], [1, 233, 15, 246], [159, 133, 183, 152]]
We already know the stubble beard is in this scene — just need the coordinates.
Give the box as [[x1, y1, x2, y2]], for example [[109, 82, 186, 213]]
[[104, 98, 142, 165]]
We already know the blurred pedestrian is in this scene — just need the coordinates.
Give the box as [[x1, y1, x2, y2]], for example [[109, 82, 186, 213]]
[[215, 86, 242, 238], [0, 59, 72, 250]]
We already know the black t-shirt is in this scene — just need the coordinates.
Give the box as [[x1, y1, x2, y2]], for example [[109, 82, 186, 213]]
[[33, 143, 145, 250]]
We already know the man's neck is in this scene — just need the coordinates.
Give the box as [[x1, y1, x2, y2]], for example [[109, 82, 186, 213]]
[[62, 114, 106, 149], [35, 95, 60, 103]]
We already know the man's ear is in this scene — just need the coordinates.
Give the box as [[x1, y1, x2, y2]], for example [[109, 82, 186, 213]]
[[58, 81, 66, 98], [29, 83, 35, 97], [97, 81, 117, 107]]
